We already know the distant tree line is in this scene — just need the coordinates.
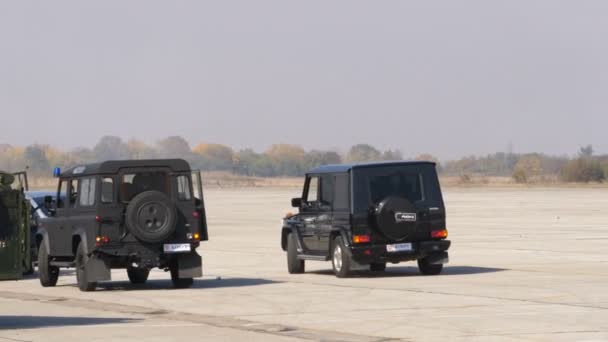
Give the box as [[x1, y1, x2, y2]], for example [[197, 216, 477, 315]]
[[0, 136, 404, 178], [1, 137, 606, 183], [441, 145, 607, 183]]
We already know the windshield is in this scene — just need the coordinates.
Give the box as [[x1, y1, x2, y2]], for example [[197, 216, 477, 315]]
[[353, 164, 442, 212]]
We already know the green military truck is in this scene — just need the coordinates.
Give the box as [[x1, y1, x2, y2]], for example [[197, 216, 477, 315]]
[[0, 171, 32, 280]]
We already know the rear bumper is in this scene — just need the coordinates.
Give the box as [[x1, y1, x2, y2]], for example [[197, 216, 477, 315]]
[[95, 241, 200, 268], [350, 240, 451, 264]]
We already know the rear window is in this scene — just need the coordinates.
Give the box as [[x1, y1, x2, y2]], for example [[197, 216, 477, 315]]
[[120, 172, 168, 202], [353, 164, 442, 211]]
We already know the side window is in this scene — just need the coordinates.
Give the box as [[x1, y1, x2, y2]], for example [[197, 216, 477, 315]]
[[320, 174, 334, 207], [101, 177, 114, 204], [305, 176, 319, 203], [79, 177, 96, 207], [176, 175, 192, 201], [57, 181, 67, 208], [68, 179, 79, 208], [333, 174, 349, 210]]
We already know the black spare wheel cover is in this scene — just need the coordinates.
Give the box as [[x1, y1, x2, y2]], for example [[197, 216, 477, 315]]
[[125, 191, 177, 243], [373, 196, 417, 240]]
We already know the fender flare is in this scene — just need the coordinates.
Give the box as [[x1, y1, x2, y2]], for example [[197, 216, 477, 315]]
[[281, 225, 304, 252], [329, 227, 352, 252], [35, 228, 50, 253], [72, 228, 90, 255]]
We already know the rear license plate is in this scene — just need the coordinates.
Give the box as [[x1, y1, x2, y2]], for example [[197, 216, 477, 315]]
[[386, 243, 413, 253], [163, 243, 191, 253]]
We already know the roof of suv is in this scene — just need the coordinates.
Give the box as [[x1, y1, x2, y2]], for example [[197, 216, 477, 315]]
[[60, 159, 191, 177], [308, 161, 436, 174]]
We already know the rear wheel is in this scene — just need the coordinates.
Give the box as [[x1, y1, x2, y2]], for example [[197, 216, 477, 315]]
[[76, 243, 97, 292], [170, 261, 193, 289], [286, 233, 305, 274], [127, 267, 150, 284], [418, 257, 443, 275], [331, 236, 352, 278], [38, 243, 58, 287], [370, 262, 386, 272]]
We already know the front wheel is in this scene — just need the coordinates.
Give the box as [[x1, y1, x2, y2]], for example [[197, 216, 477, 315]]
[[76, 243, 97, 292], [331, 236, 352, 278], [418, 257, 444, 275], [287, 233, 305, 274], [38, 243, 59, 287]]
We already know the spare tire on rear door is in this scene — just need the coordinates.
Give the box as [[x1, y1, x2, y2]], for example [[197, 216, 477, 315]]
[[125, 190, 177, 243], [372, 196, 417, 240]]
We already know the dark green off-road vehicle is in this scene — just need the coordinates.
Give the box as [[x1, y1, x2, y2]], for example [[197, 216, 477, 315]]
[[37, 159, 208, 291], [0, 171, 32, 280], [281, 161, 450, 277]]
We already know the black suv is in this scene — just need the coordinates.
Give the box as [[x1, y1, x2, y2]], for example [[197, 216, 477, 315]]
[[36, 159, 208, 291], [281, 161, 450, 277]]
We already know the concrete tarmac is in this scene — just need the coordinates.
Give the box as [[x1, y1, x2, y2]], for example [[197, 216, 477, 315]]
[[1, 187, 607, 341]]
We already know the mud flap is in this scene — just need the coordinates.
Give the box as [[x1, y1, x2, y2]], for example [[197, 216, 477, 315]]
[[426, 252, 449, 265], [85, 254, 111, 282], [176, 251, 202, 278]]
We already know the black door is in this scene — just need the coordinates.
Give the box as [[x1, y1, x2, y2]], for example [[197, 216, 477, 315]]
[[299, 175, 320, 252]]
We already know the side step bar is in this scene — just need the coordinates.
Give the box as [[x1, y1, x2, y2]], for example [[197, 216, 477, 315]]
[[297, 254, 328, 261]]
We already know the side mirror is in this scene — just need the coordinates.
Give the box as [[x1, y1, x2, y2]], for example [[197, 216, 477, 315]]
[[291, 198, 302, 208]]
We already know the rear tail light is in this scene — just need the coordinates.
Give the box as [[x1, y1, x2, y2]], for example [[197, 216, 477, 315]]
[[192, 211, 200, 218], [353, 234, 371, 244], [95, 236, 110, 246], [431, 229, 448, 239]]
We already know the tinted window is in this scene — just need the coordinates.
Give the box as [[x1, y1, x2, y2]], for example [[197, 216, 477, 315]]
[[353, 165, 442, 212], [176, 175, 191, 201], [121, 172, 168, 202], [333, 174, 349, 210], [320, 174, 334, 207], [79, 177, 96, 207], [101, 177, 114, 203]]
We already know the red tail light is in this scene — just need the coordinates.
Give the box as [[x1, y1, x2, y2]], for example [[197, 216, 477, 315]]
[[431, 229, 448, 239], [192, 211, 200, 218], [353, 235, 371, 244]]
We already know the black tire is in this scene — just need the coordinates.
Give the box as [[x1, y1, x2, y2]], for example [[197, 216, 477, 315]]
[[38, 243, 59, 287], [75, 243, 97, 292], [286, 233, 305, 274], [331, 236, 352, 278], [370, 262, 387, 272], [127, 267, 150, 284], [125, 191, 177, 244], [418, 257, 444, 275], [170, 261, 193, 289]]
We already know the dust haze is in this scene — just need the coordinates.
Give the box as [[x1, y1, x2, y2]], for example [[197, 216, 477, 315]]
[[1, 1, 607, 159]]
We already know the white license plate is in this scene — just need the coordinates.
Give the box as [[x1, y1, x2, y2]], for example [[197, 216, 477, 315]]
[[386, 243, 413, 253], [163, 243, 191, 253]]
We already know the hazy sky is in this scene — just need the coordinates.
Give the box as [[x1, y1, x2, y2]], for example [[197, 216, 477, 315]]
[[1, 1, 607, 159]]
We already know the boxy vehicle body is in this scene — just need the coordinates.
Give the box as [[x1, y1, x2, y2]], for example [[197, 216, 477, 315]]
[[36, 159, 208, 291], [281, 161, 450, 277]]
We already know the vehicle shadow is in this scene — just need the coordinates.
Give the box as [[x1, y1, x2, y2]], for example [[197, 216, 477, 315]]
[[92, 277, 281, 292], [309, 266, 508, 278], [22, 269, 75, 280], [0, 316, 139, 330]]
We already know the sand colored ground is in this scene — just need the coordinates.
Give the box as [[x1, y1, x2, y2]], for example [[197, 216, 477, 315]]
[[1, 187, 607, 341]]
